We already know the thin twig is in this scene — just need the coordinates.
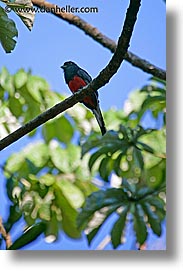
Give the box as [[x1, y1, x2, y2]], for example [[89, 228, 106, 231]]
[[32, 0, 166, 80], [0, 217, 12, 249], [0, 0, 141, 151], [96, 235, 111, 250]]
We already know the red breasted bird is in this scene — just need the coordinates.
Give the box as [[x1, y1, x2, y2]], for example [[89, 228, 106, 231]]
[[61, 61, 106, 135]]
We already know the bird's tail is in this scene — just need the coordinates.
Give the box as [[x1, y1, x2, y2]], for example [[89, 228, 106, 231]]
[[93, 105, 106, 136]]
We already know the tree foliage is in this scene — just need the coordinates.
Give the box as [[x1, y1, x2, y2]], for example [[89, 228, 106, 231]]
[[0, 68, 166, 249], [0, 0, 34, 53]]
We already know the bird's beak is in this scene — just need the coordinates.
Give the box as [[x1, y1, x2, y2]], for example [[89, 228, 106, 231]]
[[61, 65, 65, 69]]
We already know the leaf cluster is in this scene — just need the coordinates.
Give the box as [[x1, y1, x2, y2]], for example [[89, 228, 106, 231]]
[[0, 69, 166, 249]]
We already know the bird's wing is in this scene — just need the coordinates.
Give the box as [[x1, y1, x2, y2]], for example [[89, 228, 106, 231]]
[[77, 68, 92, 84]]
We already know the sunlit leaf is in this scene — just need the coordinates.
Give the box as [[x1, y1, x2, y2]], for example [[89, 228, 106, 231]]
[[57, 179, 85, 209], [50, 145, 70, 173], [23, 142, 49, 168], [42, 116, 74, 144], [14, 69, 28, 89], [26, 75, 49, 102], [54, 187, 81, 238]]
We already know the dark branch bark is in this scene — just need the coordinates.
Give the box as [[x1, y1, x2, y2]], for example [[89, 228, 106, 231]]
[[0, 0, 141, 151], [32, 0, 166, 80]]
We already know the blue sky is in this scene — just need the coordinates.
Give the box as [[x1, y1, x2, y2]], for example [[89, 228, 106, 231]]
[[0, 0, 166, 250]]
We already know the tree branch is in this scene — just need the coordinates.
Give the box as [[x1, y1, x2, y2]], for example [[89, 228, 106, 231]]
[[0, 217, 12, 249], [32, 0, 166, 80], [0, 0, 141, 151]]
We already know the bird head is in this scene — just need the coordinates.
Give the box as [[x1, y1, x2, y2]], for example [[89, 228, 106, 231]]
[[61, 61, 78, 71]]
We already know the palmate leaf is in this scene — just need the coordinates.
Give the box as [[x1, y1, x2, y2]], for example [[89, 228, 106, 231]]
[[133, 204, 147, 245], [141, 202, 162, 236], [145, 196, 166, 221], [0, 7, 18, 53], [78, 182, 165, 248], [81, 130, 121, 157], [86, 204, 121, 245], [111, 205, 129, 249], [77, 188, 129, 246], [77, 188, 128, 230]]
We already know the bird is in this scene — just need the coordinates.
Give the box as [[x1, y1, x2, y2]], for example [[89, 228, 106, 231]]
[[61, 61, 106, 135]]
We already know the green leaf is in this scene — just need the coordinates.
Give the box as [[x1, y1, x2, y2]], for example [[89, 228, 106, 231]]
[[150, 76, 166, 87], [57, 179, 85, 209], [139, 130, 166, 156], [54, 186, 81, 238], [113, 152, 123, 176], [127, 90, 147, 113], [26, 75, 49, 103], [4, 142, 49, 177], [0, 67, 14, 94], [133, 204, 147, 245], [43, 116, 74, 144], [81, 130, 121, 157], [14, 69, 28, 88], [56, 116, 74, 143], [67, 144, 81, 171], [9, 97, 22, 117], [140, 85, 166, 95], [50, 143, 80, 173], [23, 142, 49, 168], [121, 178, 136, 195], [4, 152, 25, 175], [141, 202, 162, 236], [137, 141, 154, 154], [111, 206, 129, 249], [5, 204, 22, 232], [133, 147, 144, 170], [87, 204, 120, 245], [144, 196, 166, 221], [0, 7, 18, 53], [77, 188, 128, 230], [9, 222, 46, 250], [145, 161, 165, 188], [39, 174, 55, 186], [50, 144, 70, 173], [88, 148, 108, 171], [146, 196, 165, 212], [139, 95, 166, 117], [6, 176, 17, 201], [99, 156, 111, 182]]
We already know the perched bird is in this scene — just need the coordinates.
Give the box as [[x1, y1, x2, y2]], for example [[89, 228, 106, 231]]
[[61, 61, 106, 135]]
